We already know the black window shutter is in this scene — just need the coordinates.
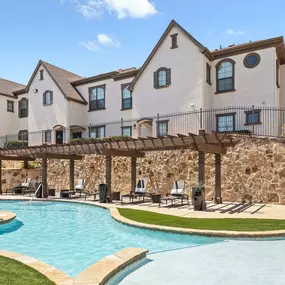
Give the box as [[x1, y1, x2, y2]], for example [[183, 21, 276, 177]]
[[166, 68, 171, 86], [51, 91, 53, 104], [153, 71, 158, 89], [43, 92, 46, 105], [26, 99, 29, 117]]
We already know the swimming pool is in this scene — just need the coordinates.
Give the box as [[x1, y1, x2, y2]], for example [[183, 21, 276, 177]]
[[0, 200, 223, 277]]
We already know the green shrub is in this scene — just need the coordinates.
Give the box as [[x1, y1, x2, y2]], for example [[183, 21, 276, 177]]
[[5, 140, 28, 149]]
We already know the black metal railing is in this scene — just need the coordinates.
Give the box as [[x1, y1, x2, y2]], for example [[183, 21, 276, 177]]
[[1, 106, 285, 148]]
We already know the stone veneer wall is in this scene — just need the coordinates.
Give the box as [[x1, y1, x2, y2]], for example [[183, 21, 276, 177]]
[[1, 169, 41, 192], [3, 136, 285, 204]]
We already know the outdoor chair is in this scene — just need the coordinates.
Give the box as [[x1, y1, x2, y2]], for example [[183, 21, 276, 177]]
[[159, 180, 189, 207], [6, 178, 33, 195], [121, 179, 150, 203], [75, 179, 85, 197]]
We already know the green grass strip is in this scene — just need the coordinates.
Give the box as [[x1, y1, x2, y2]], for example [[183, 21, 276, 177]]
[[118, 208, 285, 232], [0, 256, 56, 285]]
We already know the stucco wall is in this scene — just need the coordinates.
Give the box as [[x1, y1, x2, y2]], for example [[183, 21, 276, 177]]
[[74, 77, 135, 137], [27, 64, 68, 145], [0, 96, 18, 146], [211, 48, 277, 108], [132, 26, 204, 118]]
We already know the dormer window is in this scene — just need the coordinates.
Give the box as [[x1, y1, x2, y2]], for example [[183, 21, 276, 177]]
[[40, 69, 44, 80], [154, 67, 171, 89], [43, 90, 53, 106], [170, 33, 178, 49]]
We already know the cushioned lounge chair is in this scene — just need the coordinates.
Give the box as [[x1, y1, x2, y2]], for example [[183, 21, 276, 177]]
[[159, 180, 189, 207], [121, 179, 150, 203]]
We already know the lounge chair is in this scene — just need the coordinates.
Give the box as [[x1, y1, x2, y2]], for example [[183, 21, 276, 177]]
[[121, 179, 150, 203], [6, 178, 33, 195], [159, 180, 189, 207], [75, 179, 85, 197], [22, 178, 32, 188]]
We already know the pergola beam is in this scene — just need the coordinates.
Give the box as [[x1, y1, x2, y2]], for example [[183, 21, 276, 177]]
[[35, 153, 83, 160], [0, 155, 35, 161], [101, 148, 145, 158]]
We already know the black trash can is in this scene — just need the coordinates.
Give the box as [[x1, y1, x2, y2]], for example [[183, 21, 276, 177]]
[[98, 184, 108, 203], [192, 186, 206, 211]]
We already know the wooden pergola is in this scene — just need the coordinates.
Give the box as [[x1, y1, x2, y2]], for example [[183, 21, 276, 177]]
[[0, 130, 238, 203]]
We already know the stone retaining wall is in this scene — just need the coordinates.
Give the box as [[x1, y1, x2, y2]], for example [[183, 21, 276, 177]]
[[3, 136, 285, 204], [1, 169, 41, 192]]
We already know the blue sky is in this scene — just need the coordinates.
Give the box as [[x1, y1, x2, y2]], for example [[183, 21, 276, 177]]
[[1, 0, 284, 84]]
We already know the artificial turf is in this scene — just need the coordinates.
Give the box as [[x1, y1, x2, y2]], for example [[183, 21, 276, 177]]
[[118, 208, 285, 232], [0, 256, 55, 285]]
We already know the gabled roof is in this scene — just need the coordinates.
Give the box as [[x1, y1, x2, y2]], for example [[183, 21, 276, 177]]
[[211, 36, 285, 63], [129, 20, 206, 91], [14, 60, 87, 104], [72, 68, 140, 86], [0, 78, 25, 98]]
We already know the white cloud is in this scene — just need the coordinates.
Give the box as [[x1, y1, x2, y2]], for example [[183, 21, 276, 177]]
[[227, 29, 245, 36], [79, 40, 101, 51], [80, 34, 121, 51], [61, 0, 157, 19], [103, 0, 157, 19], [97, 34, 121, 47]]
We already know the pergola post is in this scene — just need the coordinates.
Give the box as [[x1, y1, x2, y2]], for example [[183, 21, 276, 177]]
[[131, 157, 137, 191], [69, 158, 75, 190], [214, 153, 222, 204], [198, 130, 205, 186], [0, 160, 2, 195], [23, 160, 29, 169], [42, 158, 48, 197], [105, 156, 112, 197]]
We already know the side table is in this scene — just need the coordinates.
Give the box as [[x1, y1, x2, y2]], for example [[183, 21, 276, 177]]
[[151, 193, 161, 203]]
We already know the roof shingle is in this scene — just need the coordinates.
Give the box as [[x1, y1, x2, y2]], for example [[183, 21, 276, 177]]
[[0, 78, 25, 98]]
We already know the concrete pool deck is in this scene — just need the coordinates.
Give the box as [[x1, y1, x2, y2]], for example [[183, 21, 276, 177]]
[[115, 239, 285, 285], [1, 195, 285, 220]]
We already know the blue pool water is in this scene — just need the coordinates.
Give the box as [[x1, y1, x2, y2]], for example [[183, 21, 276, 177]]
[[0, 200, 223, 277]]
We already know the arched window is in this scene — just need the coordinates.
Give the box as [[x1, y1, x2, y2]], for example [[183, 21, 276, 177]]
[[43, 90, 53, 105], [18, 98, 28, 118], [154, 67, 171, 89], [216, 59, 235, 93], [158, 69, 167, 87], [89, 85, 105, 111], [121, 84, 132, 110]]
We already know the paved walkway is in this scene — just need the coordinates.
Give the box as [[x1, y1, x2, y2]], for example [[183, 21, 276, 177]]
[[1, 195, 285, 219], [114, 239, 285, 285]]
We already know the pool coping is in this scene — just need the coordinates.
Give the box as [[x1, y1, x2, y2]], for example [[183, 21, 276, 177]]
[[2, 196, 285, 237], [0, 210, 16, 225], [0, 250, 73, 285], [0, 248, 148, 285]]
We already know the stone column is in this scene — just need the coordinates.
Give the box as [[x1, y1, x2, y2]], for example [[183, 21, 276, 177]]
[[70, 158, 75, 190], [105, 156, 112, 197], [42, 158, 48, 197], [131, 157, 137, 192], [0, 160, 2, 195], [214, 153, 222, 204]]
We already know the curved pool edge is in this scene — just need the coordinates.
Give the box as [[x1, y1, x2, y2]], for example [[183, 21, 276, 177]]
[[108, 207, 285, 238], [0, 250, 73, 285], [2, 197, 285, 238], [0, 210, 16, 225], [0, 248, 148, 285]]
